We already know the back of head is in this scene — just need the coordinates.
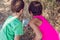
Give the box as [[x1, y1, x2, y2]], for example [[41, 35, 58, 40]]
[[28, 1, 42, 16], [11, 0, 24, 13]]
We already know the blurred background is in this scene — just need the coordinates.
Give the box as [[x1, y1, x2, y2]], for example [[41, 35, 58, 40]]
[[0, 0, 60, 40]]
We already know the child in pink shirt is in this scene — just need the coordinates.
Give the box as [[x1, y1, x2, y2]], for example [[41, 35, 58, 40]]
[[28, 1, 59, 40]]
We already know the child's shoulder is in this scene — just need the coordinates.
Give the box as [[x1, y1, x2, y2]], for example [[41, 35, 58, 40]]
[[8, 16, 22, 25], [4, 16, 21, 27]]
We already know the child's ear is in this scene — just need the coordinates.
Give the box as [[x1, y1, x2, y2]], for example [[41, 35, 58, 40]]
[[20, 9, 23, 13], [19, 9, 24, 15], [30, 11, 33, 17]]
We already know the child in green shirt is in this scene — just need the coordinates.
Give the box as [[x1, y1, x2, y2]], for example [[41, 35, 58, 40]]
[[0, 0, 24, 40]]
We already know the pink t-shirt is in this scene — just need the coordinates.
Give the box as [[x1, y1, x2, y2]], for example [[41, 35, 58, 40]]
[[34, 15, 59, 40]]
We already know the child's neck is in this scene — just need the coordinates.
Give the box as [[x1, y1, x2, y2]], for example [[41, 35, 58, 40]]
[[12, 13, 21, 19], [33, 14, 42, 17]]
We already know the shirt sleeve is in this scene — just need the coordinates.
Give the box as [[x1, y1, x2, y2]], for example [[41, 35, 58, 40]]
[[14, 22, 24, 36]]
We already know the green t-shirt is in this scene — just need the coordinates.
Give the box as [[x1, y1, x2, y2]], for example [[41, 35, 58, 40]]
[[0, 16, 24, 40]]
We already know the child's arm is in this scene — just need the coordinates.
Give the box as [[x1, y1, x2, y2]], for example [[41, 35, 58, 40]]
[[29, 18, 42, 40], [14, 36, 20, 40]]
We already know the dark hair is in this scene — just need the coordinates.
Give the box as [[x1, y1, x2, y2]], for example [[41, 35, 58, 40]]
[[11, 0, 24, 13], [28, 1, 42, 16]]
